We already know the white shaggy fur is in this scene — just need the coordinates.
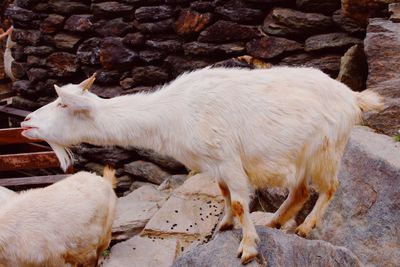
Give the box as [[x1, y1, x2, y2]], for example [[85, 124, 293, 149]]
[[0, 169, 117, 267], [21, 67, 383, 263], [0, 187, 17, 206]]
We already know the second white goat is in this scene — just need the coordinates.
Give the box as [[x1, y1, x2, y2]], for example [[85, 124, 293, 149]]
[[0, 167, 117, 267]]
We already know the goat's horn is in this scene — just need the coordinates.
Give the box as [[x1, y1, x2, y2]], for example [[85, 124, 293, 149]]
[[80, 73, 96, 91]]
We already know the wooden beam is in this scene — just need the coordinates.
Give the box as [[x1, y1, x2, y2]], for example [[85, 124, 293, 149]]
[[0, 105, 30, 118], [0, 151, 60, 171], [0, 174, 69, 187], [0, 128, 41, 145]]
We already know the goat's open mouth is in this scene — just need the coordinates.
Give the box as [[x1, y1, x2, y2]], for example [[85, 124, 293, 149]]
[[21, 126, 37, 131], [21, 126, 38, 137]]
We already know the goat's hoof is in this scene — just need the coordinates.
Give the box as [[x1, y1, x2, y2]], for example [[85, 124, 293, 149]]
[[265, 218, 281, 229], [295, 225, 310, 237], [237, 242, 258, 264]]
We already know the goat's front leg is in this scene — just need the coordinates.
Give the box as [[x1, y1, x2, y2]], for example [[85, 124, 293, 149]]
[[217, 180, 234, 231], [218, 164, 259, 264]]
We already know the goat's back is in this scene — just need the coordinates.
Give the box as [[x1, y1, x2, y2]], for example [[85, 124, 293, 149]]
[[162, 67, 361, 187]]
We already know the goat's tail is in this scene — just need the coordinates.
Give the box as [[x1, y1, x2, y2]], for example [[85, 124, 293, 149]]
[[103, 165, 117, 189], [354, 90, 384, 112]]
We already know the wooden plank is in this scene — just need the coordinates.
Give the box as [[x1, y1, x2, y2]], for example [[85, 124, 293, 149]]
[[0, 105, 30, 118], [0, 143, 51, 154], [0, 128, 41, 145], [0, 174, 69, 186], [0, 151, 60, 171]]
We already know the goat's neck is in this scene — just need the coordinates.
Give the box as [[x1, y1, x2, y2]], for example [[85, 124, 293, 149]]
[[89, 91, 174, 153]]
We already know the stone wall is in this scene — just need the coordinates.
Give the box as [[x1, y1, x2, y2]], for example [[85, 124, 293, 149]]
[[4, 0, 387, 192]]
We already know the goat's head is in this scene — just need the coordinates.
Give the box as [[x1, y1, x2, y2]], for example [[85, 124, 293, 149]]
[[21, 74, 98, 171]]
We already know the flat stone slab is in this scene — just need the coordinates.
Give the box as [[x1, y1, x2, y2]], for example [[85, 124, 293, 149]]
[[112, 185, 168, 242], [103, 235, 179, 267], [174, 173, 222, 200], [143, 195, 224, 241]]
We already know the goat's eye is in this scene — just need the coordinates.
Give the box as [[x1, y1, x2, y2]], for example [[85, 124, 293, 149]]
[[57, 103, 68, 108]]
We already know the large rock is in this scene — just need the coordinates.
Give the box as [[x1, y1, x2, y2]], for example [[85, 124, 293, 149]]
[[363, 79, 400, 136], [341, 0, 392, 26], [91, 2, 134, 19], [173, 227, 361, 267], [215, 0, 263, 24], [40, 14, 65, 34], [133, 148, 186, 173], [94, 18, 133, 37], [112, 185, 168, 242], [5, 5, 39, 29], [78, 145, 134, 165], [305, 32, 362, 52], [24, 46, 54, 56], [364, 19, 400, 87], [123, 32, 145, 48], [175, 9, 212, 36], [124, 161, 171, 185], [332, 9, 366, 35], [53, 33, 81, 50], [134, 18, 175, 34], [364, 18, 400, 135], [103, 235, 179, 267], [262, 8, 333, 39], [311, 127, 400, 267], [198, 20, 261, 43], [135, 6, 176, 22], [183, 42, 245, 56], [296, 0, 340, 14], [100, 37, 139, 69], [12, 28, 40, 45], [46, 52, 78, 77], [64, 14, 93, 33], [280, 53, 342, 78], [77, 37, 102, 65], [145, 39, 182, 53], [49, 0, 89, 14], [165, 55, 212, 77], [130, 66, 169, 86], [337, 44, 368, 92], [247, 36, 303, 59]]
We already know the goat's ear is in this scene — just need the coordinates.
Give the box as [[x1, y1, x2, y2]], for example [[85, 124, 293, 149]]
[[54, 85, 93, 113], [79, 73, 96, 91]]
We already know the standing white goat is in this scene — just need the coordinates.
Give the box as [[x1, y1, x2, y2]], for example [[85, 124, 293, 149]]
[[0, 167, 117, 267], [21, 67, 383, 264]]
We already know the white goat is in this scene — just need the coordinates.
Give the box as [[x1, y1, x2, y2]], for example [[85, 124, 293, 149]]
[[21, 67, 383, 264], [0, 167, 117, 267]]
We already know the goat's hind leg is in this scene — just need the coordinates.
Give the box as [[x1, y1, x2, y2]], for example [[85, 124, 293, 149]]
[[217, 164, 259, 264], [265, 173, 310, 229], [296, 175, 338, 237]]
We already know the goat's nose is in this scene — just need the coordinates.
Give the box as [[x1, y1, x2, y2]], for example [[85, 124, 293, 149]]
[[24, 117, 31, 122]]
